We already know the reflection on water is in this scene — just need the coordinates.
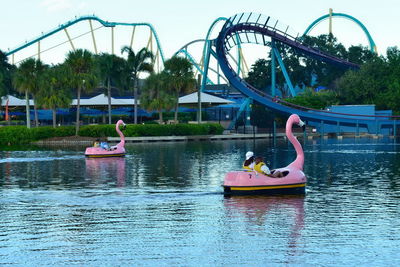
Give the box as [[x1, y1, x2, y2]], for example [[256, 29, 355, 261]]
[[85, 157, 126, 187], [224, 195, 305, 263], [1, 138, 400, 265]]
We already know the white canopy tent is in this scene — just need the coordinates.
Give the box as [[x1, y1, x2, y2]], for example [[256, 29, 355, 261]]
[[1, 92, 232, 108], [178, 92, 233, 105], [71, 94, 136, 106], [1, 94, 136, 107], [1, 95, 34, 106]]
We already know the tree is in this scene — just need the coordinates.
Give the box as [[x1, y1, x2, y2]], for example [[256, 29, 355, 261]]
[[163, 56, 196, 123], [36, 65, 72, 127], [13, 58, 36, 128], [346, 45, 375, 64], [65, 49, 98, 135], [121, 46, 154, 124], [246, 58, 270, 90], [141, 72, 175, 122], [12, 58, 46, 128], [31, 59, 48, 127], [95, 53, 126, 124], [284, 87, 339, 110], [0, 50, 15, 99], [336, 56, 387, 106]]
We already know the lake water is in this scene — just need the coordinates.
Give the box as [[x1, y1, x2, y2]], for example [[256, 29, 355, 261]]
[[0, 137, 400, 266]]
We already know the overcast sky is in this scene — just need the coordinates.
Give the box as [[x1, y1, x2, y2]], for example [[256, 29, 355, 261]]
[[1, 0, 398, 67]]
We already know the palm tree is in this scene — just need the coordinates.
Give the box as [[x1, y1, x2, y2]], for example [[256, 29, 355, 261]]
[[65, 49, 98, 135], [141, 72, 175, 122], [13, 58, 36, 128], [121, 46, 153, 124], [31, 59, 48, 127], [12, 58, 46, 128], [163, 56, 196, 123], [0, 50, 15, 98], [95, 53, 126, 124], [36, 65, 72, 128]]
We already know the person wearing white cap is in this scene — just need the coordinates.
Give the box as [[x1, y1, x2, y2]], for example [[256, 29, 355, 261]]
[[243, 151, 255, 170]]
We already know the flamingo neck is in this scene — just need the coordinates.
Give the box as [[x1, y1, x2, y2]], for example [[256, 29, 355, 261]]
[[116, 122, 125, 148], [286, 117, 304, 170]]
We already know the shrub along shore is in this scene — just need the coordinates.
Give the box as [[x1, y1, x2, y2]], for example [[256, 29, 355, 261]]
[[0, 123, 224, 146]]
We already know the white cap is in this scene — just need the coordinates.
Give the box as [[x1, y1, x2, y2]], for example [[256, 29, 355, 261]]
[[245, 151, 254, 160]]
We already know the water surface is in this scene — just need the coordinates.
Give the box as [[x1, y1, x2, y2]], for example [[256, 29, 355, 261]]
[[1, 138, 400, 266]]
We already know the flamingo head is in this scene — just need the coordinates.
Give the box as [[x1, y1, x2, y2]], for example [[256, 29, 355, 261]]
[[290, 114, 305, 127], [117, 120, 126, 130]]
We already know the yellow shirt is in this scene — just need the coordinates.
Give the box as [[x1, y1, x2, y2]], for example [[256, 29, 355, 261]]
[[254, 162, 271, 175]]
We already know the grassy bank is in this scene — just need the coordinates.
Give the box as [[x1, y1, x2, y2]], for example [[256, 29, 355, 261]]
[[0, 123, 224, 146]]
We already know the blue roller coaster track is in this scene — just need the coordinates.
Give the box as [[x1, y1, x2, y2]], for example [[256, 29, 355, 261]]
[[303, 12, 377, 53], [5, 15, 165, 63], [213, 12, 400, 135], [5, 12, 398, 135]]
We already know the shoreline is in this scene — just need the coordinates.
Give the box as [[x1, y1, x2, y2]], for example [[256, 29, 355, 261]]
[[32, 132, 394, 146]]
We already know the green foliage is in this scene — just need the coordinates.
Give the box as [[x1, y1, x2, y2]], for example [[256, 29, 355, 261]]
[[0, 125, 75, 145], [0, 50, 15, 97], [78, 124, 118, 137], [142, 120, 159, 124], [53, 126, 75, 137], [335, 50, 400, 114], [141, 72, 175, 121], [246, 35, 376, 96], [284, 88, 339, 110], [65, 49, 98, 134], [162, 56, 197, 122], [121, 123, 220, 136], [0, 123, 224, 145], [121, 46, 154, 123]]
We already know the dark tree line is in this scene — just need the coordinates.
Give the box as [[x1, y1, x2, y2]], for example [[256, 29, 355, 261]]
[[246, 34, 400, 119], [0, 47, 195, 130]]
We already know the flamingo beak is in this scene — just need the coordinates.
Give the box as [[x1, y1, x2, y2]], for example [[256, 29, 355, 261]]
[[122, 123, 126, 130], [299, 119, 305, 127]]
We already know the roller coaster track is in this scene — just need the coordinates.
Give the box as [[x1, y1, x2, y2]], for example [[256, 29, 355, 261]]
[[215, 12, 400, 134], [173, 17, 242, 86], [303, 12, 377, 53], [5, 15, 165, 63]]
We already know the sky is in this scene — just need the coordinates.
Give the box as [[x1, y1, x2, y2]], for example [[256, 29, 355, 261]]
[[1, 0, 399, 71]]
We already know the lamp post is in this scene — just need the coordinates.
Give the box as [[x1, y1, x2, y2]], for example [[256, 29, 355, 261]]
[[197, 74, 202, 123]]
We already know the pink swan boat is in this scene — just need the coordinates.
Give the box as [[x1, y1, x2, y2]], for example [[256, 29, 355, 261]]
[[84, 120, 126, 158], [223, 114, 306, 195]]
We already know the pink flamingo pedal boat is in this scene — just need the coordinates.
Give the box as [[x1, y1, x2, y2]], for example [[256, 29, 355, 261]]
[[223, 114, 306, 195], [84, 120, 126, 158]]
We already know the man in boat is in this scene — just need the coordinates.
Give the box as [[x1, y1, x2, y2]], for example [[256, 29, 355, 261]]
[[243, 151, 255, 170], [93, 139, 100, 147], [100, 141, 110, 150], [254, 156, 283, 178]]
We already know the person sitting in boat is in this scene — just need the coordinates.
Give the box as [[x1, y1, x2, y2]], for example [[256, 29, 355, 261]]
[[93, 139, 100, 147], [100, 141, 110, 150], [243, 151, 255, 170], [253, 156, 271, 175], [254, 156, 283, 177]]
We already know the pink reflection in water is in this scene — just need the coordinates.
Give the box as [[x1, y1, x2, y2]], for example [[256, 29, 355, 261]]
[[224, 195, 305, 260], [85, 157, 126, 187]]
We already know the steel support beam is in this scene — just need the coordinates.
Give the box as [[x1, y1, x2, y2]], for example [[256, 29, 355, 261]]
[[271, 40, 276, 96], [271, 40, 296, 96], [64, 28, 75, 51], [111, 27, 114, 54], [130, 26, 136, 48], [38, 41, 41, 60], [89, 20, 98, 54]]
